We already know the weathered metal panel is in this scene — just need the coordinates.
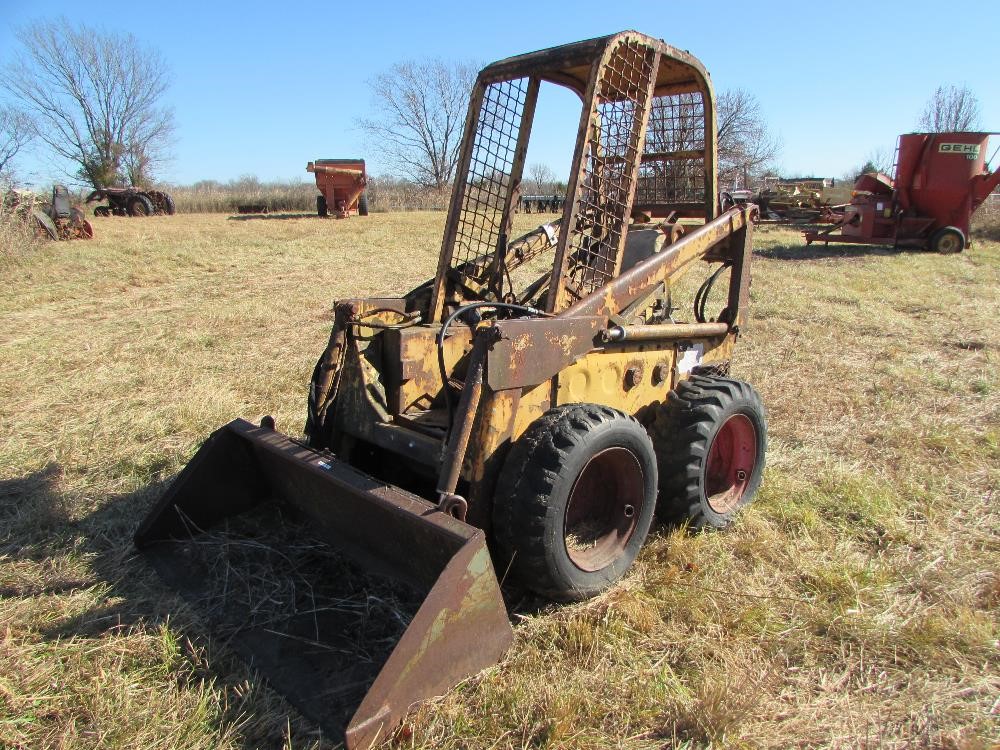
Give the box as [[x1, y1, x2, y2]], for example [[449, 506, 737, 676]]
[[486, 316, 604, 390]]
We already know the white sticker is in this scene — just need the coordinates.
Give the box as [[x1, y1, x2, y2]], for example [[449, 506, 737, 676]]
[[676, 343, 704, 374]]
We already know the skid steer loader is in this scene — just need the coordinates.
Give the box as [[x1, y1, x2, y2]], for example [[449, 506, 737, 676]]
[[136, 31, 766, 748]]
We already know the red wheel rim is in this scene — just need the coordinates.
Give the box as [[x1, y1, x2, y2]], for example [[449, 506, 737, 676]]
[[564, 447, 644, 572], [705, 414, 757, 514]]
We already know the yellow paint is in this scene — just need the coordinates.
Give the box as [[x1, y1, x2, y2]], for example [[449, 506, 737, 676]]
[[512, 382, 552, 439], [465, 390, 517, 483], [554, 334, 577, 357], [557, 347, 675, 413], [396, 327, 472, 413]]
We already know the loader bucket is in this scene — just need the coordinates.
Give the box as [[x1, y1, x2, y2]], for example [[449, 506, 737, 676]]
[[135, 418, 513, 749]]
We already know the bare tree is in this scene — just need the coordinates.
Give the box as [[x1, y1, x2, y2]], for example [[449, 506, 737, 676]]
[[2, 20, 175, 188], [918, 85, 981, 132], [717, 89, 780, 188], [358, 59, 477, 189], [526, 163, 556, 194], [0, 106, 34, 181]]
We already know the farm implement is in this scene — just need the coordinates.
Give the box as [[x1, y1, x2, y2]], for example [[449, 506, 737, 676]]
[[137, 31, 766, 748], [308, 158, 369, 217], [720, 178, 842, 225], [805, 132, 1000, 252], [5, 185, 94, 240]]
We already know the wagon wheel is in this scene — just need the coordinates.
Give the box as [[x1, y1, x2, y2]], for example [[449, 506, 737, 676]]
[[493, 404, 658, 601], [928, 226, 965, 254]]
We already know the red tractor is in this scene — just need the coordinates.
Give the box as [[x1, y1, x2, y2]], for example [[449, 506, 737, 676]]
[[805, 132, 1000, 252]]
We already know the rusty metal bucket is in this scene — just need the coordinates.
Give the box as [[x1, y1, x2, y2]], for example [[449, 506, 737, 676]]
[[135, 419, 513, 749]]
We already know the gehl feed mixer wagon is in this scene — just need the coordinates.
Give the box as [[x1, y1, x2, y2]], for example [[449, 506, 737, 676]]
[[136, 32, 766, 748], [805, 131, 1000, 252]]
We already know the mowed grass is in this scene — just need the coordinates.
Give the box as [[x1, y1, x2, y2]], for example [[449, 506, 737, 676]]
[[1, 212, 997, 749]]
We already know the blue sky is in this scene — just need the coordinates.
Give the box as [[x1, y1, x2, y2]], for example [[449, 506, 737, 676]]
[[2, 0, 997, 187]]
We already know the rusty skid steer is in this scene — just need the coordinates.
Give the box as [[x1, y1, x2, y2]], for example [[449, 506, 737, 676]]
[[136, 31, 765, 748]]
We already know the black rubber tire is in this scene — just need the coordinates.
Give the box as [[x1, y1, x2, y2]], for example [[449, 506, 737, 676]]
[[358, 193, 369, 216], [928, 226, 965, 254], [93, 206, 111, 217], [126, 194, 154, 217], [145, 190, 173, 215], [653, 375, 767, 529], [493, 403, 658, 602], [317, 195, 328, 217]]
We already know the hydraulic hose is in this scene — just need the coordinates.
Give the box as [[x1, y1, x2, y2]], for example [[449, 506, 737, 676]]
[[694, 263, 730, 324]]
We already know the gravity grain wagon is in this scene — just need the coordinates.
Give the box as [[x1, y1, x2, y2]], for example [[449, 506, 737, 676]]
[[307, 158, 369, 217]]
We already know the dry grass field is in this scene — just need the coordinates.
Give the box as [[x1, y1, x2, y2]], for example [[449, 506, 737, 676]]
[[1, 211, 997, 749]]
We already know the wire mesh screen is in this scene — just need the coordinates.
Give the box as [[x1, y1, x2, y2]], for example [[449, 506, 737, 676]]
[[449, 78, 529, 284], [636, 92, 706, 206], [563, 39, 655, 299]]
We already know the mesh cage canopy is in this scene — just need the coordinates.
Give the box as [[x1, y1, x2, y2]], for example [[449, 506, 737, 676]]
[[637, 93, 707, 209], [451, 78, 530, 287], [431, 31, 716, 321], [562, 38, 656, 300]]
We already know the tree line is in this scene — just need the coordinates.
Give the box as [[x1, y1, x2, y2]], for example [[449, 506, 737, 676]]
[[0, 20, 986, 192]]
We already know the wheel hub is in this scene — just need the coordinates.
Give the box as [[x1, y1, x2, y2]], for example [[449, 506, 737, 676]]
[[938, 234, 959, 253], [564, 447, 644, 572], [705, 414, 757, 514]]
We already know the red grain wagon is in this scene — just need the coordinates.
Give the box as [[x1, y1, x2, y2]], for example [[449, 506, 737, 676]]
[[306, 158, 369, 218]]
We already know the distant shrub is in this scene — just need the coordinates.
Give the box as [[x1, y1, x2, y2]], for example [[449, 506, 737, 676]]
[[971, 195, 1000, 242], [167, 179, 316, 214], [0, 192, 41, 263], [165, 176, 451, 214]]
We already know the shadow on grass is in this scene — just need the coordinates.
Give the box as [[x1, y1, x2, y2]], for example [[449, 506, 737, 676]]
[[755, 242, 916, 261], [1, 462, 689, 746], [0, 464, 337, 749], [226, 212, 317, 221]]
